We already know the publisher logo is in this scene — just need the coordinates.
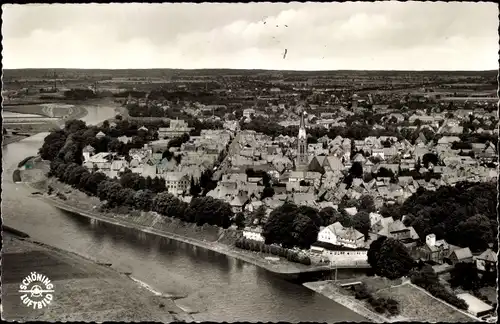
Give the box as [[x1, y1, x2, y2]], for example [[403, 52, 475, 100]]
[[19, 272, 54, 309]]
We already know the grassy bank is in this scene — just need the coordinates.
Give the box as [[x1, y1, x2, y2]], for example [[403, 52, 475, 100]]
[[2, 232, 192, 322], [20, 161, 328, 275], [304, 277, 478, 323]]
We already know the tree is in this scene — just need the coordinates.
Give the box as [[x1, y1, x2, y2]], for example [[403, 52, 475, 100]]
[[401, 183, 497, 252], [298, 205, 322, 227], [449, 262, 481, 290], [107, 138, 124, 152], [262, 203, 320, 249], [133, 189, 155, 211], [349, 161, 363, 178], [189, 176, 201, 197], [39, 130, 68, 161], [359, 195, 375, 212], [120, 171, 146, 191], [456, 214, 494, 252], [368, 237, 415, 279], [261, 186, 275, 199], [377, 167, 395, 179], [64, 119, 87, 134], [184, 196, 232, 228], [379, 203, 402, 220], [352, 211, 371, 240], [422, 153, 439, 168], [292, 213, 321, 248], [318, 207, 341, 226], [249, 205, 267, 226], [234, 212, 246, 230]]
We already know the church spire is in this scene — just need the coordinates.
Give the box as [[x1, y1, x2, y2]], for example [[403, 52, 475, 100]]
[[298, 111, 307, 140]]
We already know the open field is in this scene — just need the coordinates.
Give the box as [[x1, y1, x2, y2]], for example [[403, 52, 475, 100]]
[[305, 277, 478, 323], [374, 282, 475, 322]]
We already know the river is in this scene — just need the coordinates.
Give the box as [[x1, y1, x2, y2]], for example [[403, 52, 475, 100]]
[[1, 104, 367, 322]]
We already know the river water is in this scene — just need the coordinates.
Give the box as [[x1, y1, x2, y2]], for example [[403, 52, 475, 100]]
[[1, 104, 367, 322]]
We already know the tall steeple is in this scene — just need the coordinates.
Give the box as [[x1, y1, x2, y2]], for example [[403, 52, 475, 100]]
[[298, 111, 307, 140], [296, 111, 308, 171]]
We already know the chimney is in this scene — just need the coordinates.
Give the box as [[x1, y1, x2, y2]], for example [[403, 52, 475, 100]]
[[426, 234, 436, 247]]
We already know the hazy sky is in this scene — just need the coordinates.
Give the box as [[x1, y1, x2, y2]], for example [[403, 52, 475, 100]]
[[2, 2, 498, 70]]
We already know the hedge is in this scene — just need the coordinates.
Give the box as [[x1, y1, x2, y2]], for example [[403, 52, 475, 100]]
[[235, 238, 311, 265]]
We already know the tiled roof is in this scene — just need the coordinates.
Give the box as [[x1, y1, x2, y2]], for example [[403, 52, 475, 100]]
[[477, 249, 497, 263], [452, 247, 473, 260]]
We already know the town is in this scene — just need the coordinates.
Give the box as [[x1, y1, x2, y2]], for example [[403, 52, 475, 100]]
[[14, 68, 496, 323]]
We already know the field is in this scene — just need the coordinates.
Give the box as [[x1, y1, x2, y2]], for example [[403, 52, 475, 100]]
[[322, 276, 477, 323], [374, 282, 475, 322]]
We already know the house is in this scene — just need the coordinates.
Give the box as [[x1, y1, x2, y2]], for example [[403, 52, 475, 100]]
[[372, 218, 419, 246], [476, 249, 497, 272], [82, 145, 96, 162], [108, 159, 129, 178], [456, 293, 494, 317], [83, 152, 113, 172], [344, 207, 358, 216], [317, 222, 365, 249], [163, 172, 190, 196], [242, 227, 265, 242], [437, 136, 461, 147], [416, 234, 451, 264], [158, 119, 192, 139], [96, 131, 106, 139], [243, 108, 256, 119], [448, 247, 473, 265], [117, 135, 133, 144], [369, 213, 383, 227], [230, 193, 249, 213], [311, 241, 368, 263]]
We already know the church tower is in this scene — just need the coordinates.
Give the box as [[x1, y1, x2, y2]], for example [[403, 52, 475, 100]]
[[296, 111, 308, 171]]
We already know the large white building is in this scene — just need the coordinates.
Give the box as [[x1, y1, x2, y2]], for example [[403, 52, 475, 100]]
[[242, 227, 265, 242], [317, 222, 365, 249], [158, 119, 192, 139]]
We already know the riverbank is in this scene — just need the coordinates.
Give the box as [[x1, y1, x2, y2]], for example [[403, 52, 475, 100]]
[[2, 135, 30, 146], [20, 162, 332, 276], [304, 281, 393, 323], [2, 231, 192, 322], [43, 193, 329, 275]]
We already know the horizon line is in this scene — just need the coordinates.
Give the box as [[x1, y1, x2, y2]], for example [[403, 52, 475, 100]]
[[3, 68, 498, 73]]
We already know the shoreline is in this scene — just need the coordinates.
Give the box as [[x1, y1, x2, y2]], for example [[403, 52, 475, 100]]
[[40, 193, 328, 275], [2, 231, 193, 322], [304, 281, 395, 323]]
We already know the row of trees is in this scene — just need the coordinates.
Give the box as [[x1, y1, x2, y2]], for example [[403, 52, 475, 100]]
[[39, 119, 157, 164], [40, 118, 235, 229], [400, 182, 497, 252], [260, 200, 372, 249], [449, 262, 497, 291], [235, 238, 312, 265], [49, 159, 234, 228], [409, 265, 468, 310]]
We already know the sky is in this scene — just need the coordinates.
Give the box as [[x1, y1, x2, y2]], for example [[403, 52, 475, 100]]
[[2, 2, 499, 71]]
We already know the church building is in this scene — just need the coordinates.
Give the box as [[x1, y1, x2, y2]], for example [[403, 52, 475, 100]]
[[296, 111, 309, 171]]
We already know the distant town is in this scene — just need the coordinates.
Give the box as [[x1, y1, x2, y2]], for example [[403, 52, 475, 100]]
[[3, 68, 498, 323]]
